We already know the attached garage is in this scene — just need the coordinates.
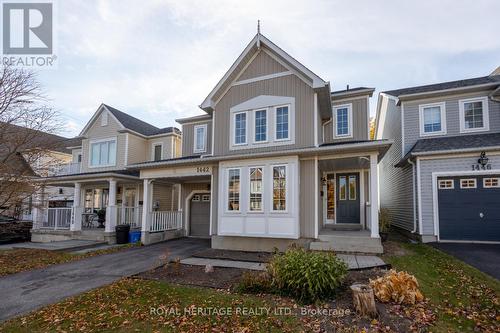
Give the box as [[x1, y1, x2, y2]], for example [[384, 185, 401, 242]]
[[189, 193, 210, 237], [437, 175, 500, 242]]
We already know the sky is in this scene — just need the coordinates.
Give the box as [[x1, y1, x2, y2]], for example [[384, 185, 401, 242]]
[[37, 0, 500, 138]]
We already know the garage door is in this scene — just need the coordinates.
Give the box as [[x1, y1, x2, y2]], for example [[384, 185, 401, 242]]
[[437, 175, 500, 241], [190, 194, 210, 237]]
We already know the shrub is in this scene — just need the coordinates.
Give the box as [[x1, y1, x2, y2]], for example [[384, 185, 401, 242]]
[[379, 208, 392, 233], [267, 247, 348, 303], [370, 269, 424, 305], [234, 271, 272, 294]]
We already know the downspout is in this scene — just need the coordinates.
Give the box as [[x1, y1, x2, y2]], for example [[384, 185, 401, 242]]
[[408, 159, 417, 233]]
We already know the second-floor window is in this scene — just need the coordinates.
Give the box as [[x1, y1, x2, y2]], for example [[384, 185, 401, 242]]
[[334, 104, 353, 138], [255, 110, 267, 142], [90, 139, 116, 167], [153, 143, 162, 161], [234, 112, 247, 144], [276, 106, 289, 140], [194, 124, 207, 153], [459, 97, 489, 133], [419, 102, 446, 136]]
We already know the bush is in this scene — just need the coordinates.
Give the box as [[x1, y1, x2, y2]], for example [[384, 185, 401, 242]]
[[370, 269, 424, 305], [234, 271, 272, 294], [379, 208, 392, 233], [267, 247, 348, 303]]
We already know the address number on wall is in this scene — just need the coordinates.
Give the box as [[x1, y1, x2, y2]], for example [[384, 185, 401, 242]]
[[196, 166, 211, 173]]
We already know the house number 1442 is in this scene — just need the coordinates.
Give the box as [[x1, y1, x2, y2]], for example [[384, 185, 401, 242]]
[[196, 167, 211, 173]]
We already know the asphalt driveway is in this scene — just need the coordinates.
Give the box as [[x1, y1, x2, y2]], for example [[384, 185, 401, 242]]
[[0, 237, 209, 322], [430, 242, 500, 280]]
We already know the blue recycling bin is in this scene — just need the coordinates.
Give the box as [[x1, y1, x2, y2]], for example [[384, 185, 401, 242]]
[[128, 230, 141, 243]]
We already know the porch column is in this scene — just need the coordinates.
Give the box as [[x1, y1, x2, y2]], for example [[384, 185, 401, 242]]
[[370, 153, 379, 238], [141, 179, 152, 243], [105, 179, 117, 233], [70, 182, 82, 231], [31, 185, 46, 229]]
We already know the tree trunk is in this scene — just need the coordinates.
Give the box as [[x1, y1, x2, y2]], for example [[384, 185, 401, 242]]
[[350, 283, 377, 317]]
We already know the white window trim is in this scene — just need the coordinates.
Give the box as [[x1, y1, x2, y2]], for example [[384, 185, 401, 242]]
[[88, 137, 117, 168], [333, 103, 353, 139], [151, 142, 163, 161], [193, 124, 207, 153], [275, 105, 291, 142], [438, 179, 454, 189], [226, 168, 241, 213], [419, 102, 447, 137], [248, 166, 264, 213], [459, 96, 490, 133], [253, 109, 269, 144], [270, 164, 288, 213], [460, 178, 477, 189], [233, 111, 248, 146], [483, 177, 500, 188]]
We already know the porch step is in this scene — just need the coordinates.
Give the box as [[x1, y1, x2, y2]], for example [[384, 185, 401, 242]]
[[322, 224, 362, 231], [310, 234, 383, 254]]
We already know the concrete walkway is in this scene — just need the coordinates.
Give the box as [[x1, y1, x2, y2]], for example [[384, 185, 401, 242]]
[[181, 254, 386, 271], [0, 238, 209, 322]]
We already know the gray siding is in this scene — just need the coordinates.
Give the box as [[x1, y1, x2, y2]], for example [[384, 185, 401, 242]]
[[181, 120, 213, 157], [237, 50, 287, 81], [299, 159, 316, 238], [418, 154, 500, 236], [214, 75, 314, 156], [378, 97, 415, 232], [323, 97, 369, 143], [403, 90, 500, 154]]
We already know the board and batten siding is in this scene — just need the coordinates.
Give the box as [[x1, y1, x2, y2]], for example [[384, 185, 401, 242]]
[[299, 159, 316, 238], [237, 50, 288, 82], [378, 97, 415, 232], [214, 75, 314, 156], [418, 154, 500, 236], [323, 97, 369, 143], [181, 120, 213, 157], [80, 112, 126, 173], [403, 90, 500, 155]]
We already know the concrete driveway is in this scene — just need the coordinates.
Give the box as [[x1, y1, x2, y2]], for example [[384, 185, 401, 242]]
[[0, 237, 209, 322], [430, 242, 500, 280]]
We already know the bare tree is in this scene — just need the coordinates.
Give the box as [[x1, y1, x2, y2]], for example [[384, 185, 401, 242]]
[[0, 65, 62, 217]]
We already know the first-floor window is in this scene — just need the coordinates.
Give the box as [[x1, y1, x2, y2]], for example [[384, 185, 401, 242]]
[[249, 167, 263, 211], [272, 166, 286, 211], [228, 169, 240, 211], [90, 139, 116, 167]]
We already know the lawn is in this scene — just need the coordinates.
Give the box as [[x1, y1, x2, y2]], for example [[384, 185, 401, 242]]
[[384, 242, 500, 332], [0, 244, 137, 277]]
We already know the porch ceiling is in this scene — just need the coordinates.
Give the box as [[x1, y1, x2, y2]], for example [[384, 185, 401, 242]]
[[319, 156, 370, 172]]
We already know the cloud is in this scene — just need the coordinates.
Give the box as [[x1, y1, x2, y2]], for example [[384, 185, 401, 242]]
[[38, 0, 500, 137]]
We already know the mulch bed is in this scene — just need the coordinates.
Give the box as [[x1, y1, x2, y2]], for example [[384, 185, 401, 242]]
[[192, 248, 272, 263]]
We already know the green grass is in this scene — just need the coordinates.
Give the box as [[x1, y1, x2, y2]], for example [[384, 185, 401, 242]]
[[384, 242, 500, 332], [0, 278, 304, 332]]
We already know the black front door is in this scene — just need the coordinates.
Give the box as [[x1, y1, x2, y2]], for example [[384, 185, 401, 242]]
[[336, 173, 360, 224]]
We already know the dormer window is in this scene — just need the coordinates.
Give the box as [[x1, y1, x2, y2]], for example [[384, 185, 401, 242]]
[[194, 124, 207, 153], [459, 97, 489, 133], [419, 102, 446, 136], [334, 104, 353, 138], [153, 143, 163, 161], [101, 111, 108, 126]]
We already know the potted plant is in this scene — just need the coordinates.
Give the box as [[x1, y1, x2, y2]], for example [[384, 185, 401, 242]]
[[96, 209, 106, 228], [379, 208, 391, 242]]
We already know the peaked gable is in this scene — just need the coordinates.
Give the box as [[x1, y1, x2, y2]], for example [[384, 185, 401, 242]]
[[237, 50, 288, 82]]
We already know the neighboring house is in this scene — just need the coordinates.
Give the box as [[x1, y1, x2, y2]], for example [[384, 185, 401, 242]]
[[375, 69, 500, 243], [0, 123, 80, 220], [126, 33, 391, 253], [31, 104, 182, 243]]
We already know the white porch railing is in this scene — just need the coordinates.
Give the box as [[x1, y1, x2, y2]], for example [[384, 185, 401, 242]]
[[150, 211, 182, 232], [41, 207, 73, 229], [117, 206, 143, 227], [50, 162, 81, 176]]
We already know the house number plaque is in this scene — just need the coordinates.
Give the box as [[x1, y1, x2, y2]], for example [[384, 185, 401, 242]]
[[196, 166, 211, 173]]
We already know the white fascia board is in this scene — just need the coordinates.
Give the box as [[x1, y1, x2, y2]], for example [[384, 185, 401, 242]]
[[79, 104, 124, 137]]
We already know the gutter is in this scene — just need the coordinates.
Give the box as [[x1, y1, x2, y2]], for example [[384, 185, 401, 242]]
[[395, 82, 499, 104], [411, 145, 500, 156]]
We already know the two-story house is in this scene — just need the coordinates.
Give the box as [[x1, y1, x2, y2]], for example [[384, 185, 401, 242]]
[[376, 69, 500, 243], [31, 104, 182, 243], [128, 33, 392, 253]]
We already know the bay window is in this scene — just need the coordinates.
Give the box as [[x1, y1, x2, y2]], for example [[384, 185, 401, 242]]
[[90, 139, 116, 167], [272, 165, 286, 211], [227, 169, 240, 211], [249, 167, 263, 211]]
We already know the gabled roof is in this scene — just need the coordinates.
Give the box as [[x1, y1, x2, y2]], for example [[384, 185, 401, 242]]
[[395, 132, 500, 167], [79, 104, 181, 137], [383, 75, 500, 98], [200, 33, 329, 112]]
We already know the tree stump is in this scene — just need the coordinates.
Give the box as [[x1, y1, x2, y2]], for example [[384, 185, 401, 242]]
[[350, 283, 377, 318]]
